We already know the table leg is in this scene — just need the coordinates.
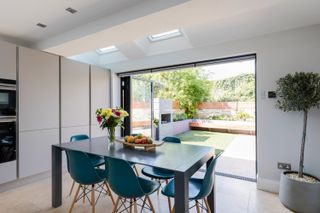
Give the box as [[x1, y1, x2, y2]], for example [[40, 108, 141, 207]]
[[174, 171, 189, 213], [52, 145, 62, 207], [206, 157, 215, 213]]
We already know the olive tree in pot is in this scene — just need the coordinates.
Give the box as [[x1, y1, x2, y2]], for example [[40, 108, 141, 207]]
[[276, 72, 320, 213]]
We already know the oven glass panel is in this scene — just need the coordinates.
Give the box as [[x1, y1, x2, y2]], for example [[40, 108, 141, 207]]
[[0, 90, 16, 116], [0, 122, 16, 163], [0, 93, 9, 105]]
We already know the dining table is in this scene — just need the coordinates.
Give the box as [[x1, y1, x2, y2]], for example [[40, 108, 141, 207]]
[[51, 136, 216, 213]]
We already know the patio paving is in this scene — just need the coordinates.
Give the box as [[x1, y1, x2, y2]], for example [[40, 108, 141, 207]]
[[215, 134, 256, 180]]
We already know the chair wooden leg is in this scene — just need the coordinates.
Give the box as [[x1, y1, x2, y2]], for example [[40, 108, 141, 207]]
[[195, 200, 200, 213], [141, 196, 147, 210], [133, 165, 139, 176], [69, 180, 75, 196], [204, 198, 212, 213], [157, 180, 161, 195], [133, 198, 138, 213], [170, 205, 175, 213], [146, 195, 155, 213], [69, 184, 81, 213], [112, 197, 120, 213], [83, 186, 86, 204], [129, 199, 133, 213], [165, 180, 172, 211], [91, 184, 95, 213], [104, 181, 116, 205]]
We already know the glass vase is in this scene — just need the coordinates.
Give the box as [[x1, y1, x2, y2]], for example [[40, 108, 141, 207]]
[[107, 126, 116, 144]]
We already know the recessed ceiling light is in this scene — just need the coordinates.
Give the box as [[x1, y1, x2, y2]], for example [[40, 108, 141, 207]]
[[36, 23, 47, 28], [66, 7, 77, 14], [148, 29, 182, 42], [96, 45, 118, 54]]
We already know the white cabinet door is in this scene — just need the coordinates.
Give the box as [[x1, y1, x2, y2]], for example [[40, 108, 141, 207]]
[[61, 58, 89, 128], [0, 41, 16, 80], [61, 126, 90, 143], [91, 66, 110, 137], [19, 47, 59, 131], [19, 129, 59, 178]]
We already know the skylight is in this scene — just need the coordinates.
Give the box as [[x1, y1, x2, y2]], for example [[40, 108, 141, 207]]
[[148, 29, 182, 42], [96, 45, 118, 54]]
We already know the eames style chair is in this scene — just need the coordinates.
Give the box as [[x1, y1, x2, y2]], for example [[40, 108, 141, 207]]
[[106, 157, 160, 213], [161, 152, 222, 213], [141, 136, 181, 210], [66, 150, 115, 213], [68, 134, 104, 196]]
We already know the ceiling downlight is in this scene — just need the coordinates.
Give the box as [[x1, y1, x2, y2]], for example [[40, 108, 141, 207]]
[[36, 23, 47, 28], [66, 7, 78, 14]]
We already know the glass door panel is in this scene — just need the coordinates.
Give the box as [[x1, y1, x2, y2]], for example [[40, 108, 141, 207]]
[[131, 78, 152, 137]]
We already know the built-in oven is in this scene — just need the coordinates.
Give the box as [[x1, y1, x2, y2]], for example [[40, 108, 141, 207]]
[[0, 118, 16, 163], [0, 78, 16, 117]]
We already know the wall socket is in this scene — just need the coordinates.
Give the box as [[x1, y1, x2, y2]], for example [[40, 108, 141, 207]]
[[278, 162, 291, 170]]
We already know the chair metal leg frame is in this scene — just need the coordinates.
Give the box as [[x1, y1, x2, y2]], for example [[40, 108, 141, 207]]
[[170, 198, 211, 213], [112, 196, 155, 213], [68, 182, 115, 213]]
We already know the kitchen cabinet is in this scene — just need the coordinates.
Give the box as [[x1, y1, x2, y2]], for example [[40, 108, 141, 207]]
[[0, 40, 16, 80], [19, 47, 59, 131], [19, 129, 59, 178]]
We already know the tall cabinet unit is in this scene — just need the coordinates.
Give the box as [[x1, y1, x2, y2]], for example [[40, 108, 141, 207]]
[[91, 66, 110, 137], [18, 47, 59, 178], [61, 58, 90, 142], [0, 41, 16, 184]]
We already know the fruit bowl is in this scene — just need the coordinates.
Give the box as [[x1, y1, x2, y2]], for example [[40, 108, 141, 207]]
[[116, 134, 164, 151]]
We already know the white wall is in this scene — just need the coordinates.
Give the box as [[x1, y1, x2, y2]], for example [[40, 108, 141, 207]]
[[110, 24, 320, 193], [111, 71, 121, 137]]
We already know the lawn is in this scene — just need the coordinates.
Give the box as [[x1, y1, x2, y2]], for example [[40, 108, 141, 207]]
[[175, 130, 236, 152]]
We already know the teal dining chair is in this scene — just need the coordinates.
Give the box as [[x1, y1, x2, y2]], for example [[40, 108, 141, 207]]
[[161, 152, 222, 213], [141, 136, 181, 210], [66, 150, 115, 213], [68, 134, 105, 196], [105, 157, 160, 213]]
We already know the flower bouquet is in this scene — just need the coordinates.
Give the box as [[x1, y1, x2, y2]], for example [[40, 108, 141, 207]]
[[96, 107, 129, 144]]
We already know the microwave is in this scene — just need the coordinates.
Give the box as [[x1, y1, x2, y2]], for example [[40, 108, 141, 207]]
[[0, 79, 16, 117]]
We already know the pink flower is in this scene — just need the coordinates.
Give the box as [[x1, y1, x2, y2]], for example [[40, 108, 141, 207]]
[[97, 115, 102, 123], [115, 111, 121, 117]]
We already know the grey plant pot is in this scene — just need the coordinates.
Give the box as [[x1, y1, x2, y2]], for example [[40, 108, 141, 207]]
[[279, 171, 320, 213]]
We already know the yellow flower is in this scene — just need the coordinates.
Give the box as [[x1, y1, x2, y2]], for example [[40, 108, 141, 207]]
[[119, 110, 129, 118], [101, 108, 112, 118]]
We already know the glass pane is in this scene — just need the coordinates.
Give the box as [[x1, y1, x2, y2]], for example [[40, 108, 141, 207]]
[[131, 78, 152, 137]]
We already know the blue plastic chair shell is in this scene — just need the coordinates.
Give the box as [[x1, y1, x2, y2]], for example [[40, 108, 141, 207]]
[[161, 152, 222, 200], [65, 150, 106, 185], [106, 157, 160, 199], [69, 134, 104, 167]]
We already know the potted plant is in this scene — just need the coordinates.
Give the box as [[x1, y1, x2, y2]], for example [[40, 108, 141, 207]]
[[276, 72, 320, 213]]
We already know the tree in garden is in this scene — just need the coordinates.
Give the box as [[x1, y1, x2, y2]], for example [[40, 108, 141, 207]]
[[140, 68, 212, 118], [211, 73, 255, 102], [276, 72, 320, 177]]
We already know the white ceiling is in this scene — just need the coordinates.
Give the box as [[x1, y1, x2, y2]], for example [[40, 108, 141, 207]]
[[1, 0, 320, 72]]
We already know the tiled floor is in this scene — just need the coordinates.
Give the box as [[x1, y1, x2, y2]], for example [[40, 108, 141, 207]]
[[0, 169, 292, 213], [216, 135, 256, 180]]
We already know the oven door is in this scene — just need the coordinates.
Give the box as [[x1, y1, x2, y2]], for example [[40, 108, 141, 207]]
[[0, 121, 16, 163], [0, 89, 16, 117]]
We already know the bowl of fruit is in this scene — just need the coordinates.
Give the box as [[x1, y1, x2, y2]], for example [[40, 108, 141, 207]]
[[116, 134, 164, 151]]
